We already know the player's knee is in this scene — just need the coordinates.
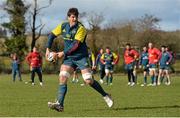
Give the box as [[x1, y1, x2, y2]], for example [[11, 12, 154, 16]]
[[82, 73, 93, 85], [59, 71, 70, 79], [59, 71, 70, 84], [105, 69, 110, 74], [84, 79, 93, 85]]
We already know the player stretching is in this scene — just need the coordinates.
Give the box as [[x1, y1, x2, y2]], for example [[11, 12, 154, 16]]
[[139, 46, 149, 86], [46, 8, 113, 112], [96, 48, 105, 84], [148, 42, 160, 86], [124, 43, 139, 86], [101, 47, 119, 85], [157, 46, 172, 85]]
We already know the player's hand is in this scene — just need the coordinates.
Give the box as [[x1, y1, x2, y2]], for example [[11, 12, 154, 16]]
[[45, 48, 50, 60], [30, 65, 32, 71], [154, 59, 158, 63], [57, 51, 64, 58], [92, 66, 96, 69], [92, 66, 96, 70]]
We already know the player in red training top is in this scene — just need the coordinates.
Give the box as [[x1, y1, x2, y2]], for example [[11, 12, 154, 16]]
[[124, 43, 139, 86], [26, 47, 43, 86], [148, 42, 160, 86]]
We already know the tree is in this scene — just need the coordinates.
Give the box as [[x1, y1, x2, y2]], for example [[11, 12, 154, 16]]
[[0, 27, 7, 38], [29, 0, 52, 51], [137, 14, 161, 32], [2, 0, 29, 59], [86, 12, 104, 54]]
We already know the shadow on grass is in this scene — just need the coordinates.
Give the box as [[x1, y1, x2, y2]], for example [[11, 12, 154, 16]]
[[113, 105, 180, 111], [83, 105, 180, 112]]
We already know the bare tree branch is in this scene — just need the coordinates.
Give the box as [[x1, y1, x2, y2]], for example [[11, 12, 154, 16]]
[[35, 24, 45, 40], [36, 0, 52, 12], [35, 23, 43, 30], [29, 0, 52, 51]]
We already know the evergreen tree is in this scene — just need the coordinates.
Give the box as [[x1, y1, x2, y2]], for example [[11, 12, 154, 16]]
[[2, 0, 29, 59]]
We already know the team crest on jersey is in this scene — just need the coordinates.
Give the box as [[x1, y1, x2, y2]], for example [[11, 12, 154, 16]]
[[71, 29, 77, 34], [62, 29, 66, 32], [66, 34, 71, 38]]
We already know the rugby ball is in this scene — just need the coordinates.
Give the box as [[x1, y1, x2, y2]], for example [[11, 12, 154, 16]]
[[47, 52, 55, 62]]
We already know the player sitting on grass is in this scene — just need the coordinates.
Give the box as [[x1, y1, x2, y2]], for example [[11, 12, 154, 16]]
[[147, 42, 161, 86], [157, 46, 172, 85], [124, 43, 139, 86], [46, 8, 113, 112], [139, 46, 149, 86], [100, 47, 119, 85]]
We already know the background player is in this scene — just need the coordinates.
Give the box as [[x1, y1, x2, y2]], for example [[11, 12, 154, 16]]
[[158, 46, 172, 85], [100, 47, 119, 85], [139, 46, 149, 86], [95, 48, 105, 84], [124, 43, 139, 86], [11, 53, 22, 82], [165, 46, 176, 73], [26, 47, 43, 86], [147, 42, 161, 86], [72, 68, 79, 83]]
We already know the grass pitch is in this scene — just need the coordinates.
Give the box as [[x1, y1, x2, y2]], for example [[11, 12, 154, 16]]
[[0, 74, 180, 117]]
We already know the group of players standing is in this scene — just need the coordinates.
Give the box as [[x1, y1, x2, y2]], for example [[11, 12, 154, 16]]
[[72, 47, 119, 86], [94, 42, 174, 87], [124, 42, 174, 86], [11, 42, 174, 87]]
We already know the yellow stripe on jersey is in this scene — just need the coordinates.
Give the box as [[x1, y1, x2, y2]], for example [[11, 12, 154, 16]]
[[75, 25, 87, 42], [112, 52, 118, 59], [52, 23, 63, 36], [101, 54, 105, 60], [91, 52, 95, 62]]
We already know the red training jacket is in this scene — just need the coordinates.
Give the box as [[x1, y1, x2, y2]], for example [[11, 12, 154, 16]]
[[124, 49, 139, 64], [26, 52, 42, 68], [148, 47, 160, 64]]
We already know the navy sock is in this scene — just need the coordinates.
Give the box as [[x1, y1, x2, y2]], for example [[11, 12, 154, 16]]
[[110, 76, 113, 83], [144, 76, 147, 84], [58, 84, 67, 107], [160, 76, 164, 83], [90, 80, 107, 97], [100, 69, 105, 80], [134, 74, 137, 83], [154, 76, 157, 84], [127, 70, 131, 82], [105, 76, 109, 84], [131, 71, 135, 83], [151, 76, 154, 84]]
